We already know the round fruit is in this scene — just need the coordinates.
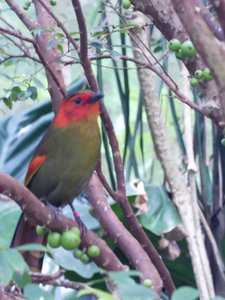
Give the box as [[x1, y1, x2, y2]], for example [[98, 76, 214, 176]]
[[175, 49, 185, 60], [50, 0, 57, 6], [194, 69, 203, 79], [47, 232, 61, 248], [189, 77, 199, 87], [80, 253, 90, 264], [221, 138, 225, 146], [202, 68, 213, 81], [36, 225, 46, 236], [69, 227, 81, 237], [181, 40, 196, 58], [60, 231, 80, 250], [87, 245, 100, 257], [168, 39, 181, 52], [143, 279, 153, 288], [73, 249, 83, 259], [122, 0, 131, 9], [23, 2, 31, 10]]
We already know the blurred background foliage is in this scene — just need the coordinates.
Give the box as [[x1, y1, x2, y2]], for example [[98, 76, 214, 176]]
[[0, 0, 224, 299]]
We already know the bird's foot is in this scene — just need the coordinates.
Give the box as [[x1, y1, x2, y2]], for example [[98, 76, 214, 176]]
[[40, 196, 62, 218], [69, 203, 87, 236]]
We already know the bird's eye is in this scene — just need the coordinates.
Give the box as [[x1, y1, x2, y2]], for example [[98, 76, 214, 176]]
[[74, 97, 82, 104]]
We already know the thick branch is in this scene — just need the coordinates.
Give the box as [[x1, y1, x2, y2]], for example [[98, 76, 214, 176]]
[[170, 0, 225, 122], [0, 173, 124, 272], [88, 173, 162, 293]]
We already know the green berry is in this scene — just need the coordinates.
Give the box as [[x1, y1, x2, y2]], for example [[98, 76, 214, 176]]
[[60, 231, 80, 250], [221, 138, 225, 146], [80, 253, 90, 264], [69, 227, 81, 237], [190, 77, 199, 87], [194, 69, 203, 79], [143, 279, 153, 288], [50, 0, 57, 6], [23, 2, 31, 10], [181, 40, 197, 58], [36, 225, 46, 236], [168, 39, 181, 52], [73, 249, 83, 259], [47, 232, 61, 248], [87, 245, 100, 257], [202, 68, 213, 81], [122, 0, 131, 9], [175, 49, 185, 60]]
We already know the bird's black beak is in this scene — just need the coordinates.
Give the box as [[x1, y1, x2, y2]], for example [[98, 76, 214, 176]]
[[88, 93, 104, 103]]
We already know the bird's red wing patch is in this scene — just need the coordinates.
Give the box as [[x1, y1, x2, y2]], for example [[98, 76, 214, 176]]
[[24, 155, 47, 186]]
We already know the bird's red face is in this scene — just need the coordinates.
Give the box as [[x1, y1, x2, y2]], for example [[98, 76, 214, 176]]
[[54, 91, 103, 127]]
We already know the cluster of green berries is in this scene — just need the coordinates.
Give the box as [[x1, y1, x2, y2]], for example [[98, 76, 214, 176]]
[[36, 225, 100, 263], [168, 39, 196, 59], [189, 68, 213, 87], [122, 0, 131, 9], [168, 38, 214, 87]]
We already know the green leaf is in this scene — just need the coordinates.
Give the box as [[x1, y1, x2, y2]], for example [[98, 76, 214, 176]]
[[32, 77, 45, 89], [0, 251, 13, 285], [56, 32, 65, 38], [9, 86, 22, 101], [153, 46, 163, 53], [77, 287, 118, 300], [119, 283, 158, 300], [4, 60, 13, 67], [49, 246, 100, 278], [5, 248, 31, 287], [172, 287, 199, 300], [5, 248, 28, 273], [27, 86, 38, 100], [31, 28, 44, 36], [31, 28, 54, 36], [108, 270, 141, 285], [24, 283, 54, 300], [16, 243, 49, 252], [89, 39, 104, 50], [2, 97, 13, 109], [57, 44, 64, 53], [0, 201, 20, 247], [139, 184, 181, 235]]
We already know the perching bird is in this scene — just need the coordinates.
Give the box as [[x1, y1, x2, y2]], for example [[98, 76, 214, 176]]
[[11, 90, 103, 271]]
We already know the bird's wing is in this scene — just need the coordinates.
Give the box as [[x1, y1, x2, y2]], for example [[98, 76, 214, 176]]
[[24, 154, 47, 186], [24, 123, 54, 186]]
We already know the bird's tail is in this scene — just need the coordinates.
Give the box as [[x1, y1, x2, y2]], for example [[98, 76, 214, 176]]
[[11, 212, 47, 272]]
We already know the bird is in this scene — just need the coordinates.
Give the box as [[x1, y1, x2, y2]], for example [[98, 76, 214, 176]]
[[11, 90, 103, 271]]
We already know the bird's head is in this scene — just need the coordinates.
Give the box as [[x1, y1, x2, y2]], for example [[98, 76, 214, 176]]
[[54, 91, 103, 127]]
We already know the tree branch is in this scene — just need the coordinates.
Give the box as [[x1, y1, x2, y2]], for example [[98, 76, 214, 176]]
[[0, 172, 124, 272], [170, 0, 225, 123], [88, 173, 162, 293], [5, 0, 66, 111], [210, 0, 225, 36]]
